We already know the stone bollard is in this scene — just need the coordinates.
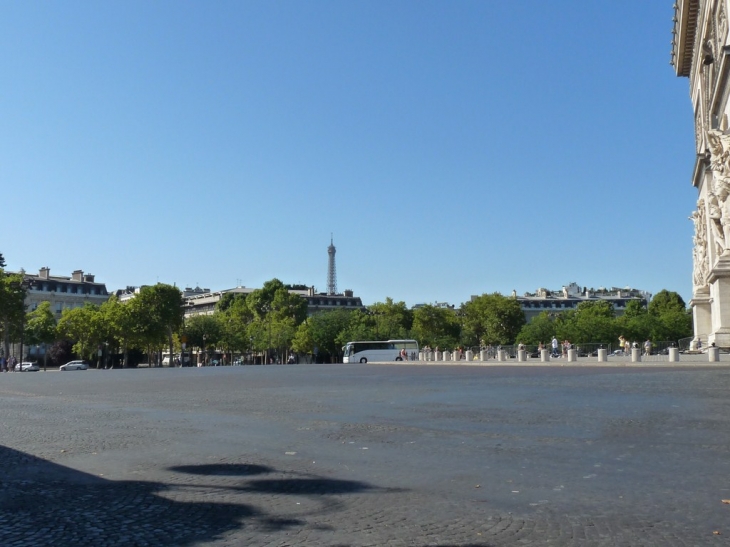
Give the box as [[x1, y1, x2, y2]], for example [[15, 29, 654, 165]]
[[631, 348, 641, 362], [419, 351, 424, 361], [465, 350, 473, 361], [442, 350, 450, 361], [497, 350, 506, 362], [567, 349, 577, 362], [708, 346, 720, 362], [435, 351, 442, 361], [668, 347, 679, 362], [452, 351, 459, 362], [517, 349, 527, 362], [480, 349, 488, 361], [541, 349, 550, 362], [597, 348, 607, 362]]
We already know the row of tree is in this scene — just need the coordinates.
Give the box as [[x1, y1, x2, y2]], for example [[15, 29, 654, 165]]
[[0, 253, 693, 365]]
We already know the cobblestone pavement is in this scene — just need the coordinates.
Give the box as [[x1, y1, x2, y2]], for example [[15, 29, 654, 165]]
[[2, 364, 730, 546]]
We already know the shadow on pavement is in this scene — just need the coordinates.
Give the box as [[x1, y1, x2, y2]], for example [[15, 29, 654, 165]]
[[0, 446, 385, 545]]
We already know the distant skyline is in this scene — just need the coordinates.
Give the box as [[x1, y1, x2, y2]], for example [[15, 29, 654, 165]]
[[2, 2, 695, 307]]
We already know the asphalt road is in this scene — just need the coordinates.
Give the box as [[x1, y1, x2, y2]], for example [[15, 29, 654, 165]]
[[1, 364, 730, 546]]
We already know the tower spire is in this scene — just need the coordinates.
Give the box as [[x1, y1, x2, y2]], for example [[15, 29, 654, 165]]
[[327, 235, 337, 296]]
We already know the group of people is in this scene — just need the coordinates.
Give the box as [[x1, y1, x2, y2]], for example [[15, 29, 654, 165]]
[[0, 356, 17, 372]]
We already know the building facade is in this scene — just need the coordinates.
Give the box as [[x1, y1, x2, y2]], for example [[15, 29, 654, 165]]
[[673, 0, 730, 345], [514, 282, 650, 322], [21, 267, 110, 316]]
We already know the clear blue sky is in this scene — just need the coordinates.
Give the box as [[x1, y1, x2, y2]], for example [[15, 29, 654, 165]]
[[1, 1, 695, 307]]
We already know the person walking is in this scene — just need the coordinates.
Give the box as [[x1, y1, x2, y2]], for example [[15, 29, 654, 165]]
[[643, 339, 652, 356], [551, 337, 559, 358]]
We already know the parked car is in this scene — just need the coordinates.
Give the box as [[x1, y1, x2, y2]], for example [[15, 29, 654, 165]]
[[14, 361, 39, 372], [60, 360, 89, 371]]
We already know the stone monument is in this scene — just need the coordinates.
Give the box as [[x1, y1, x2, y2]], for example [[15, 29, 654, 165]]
[[673, 0, 730, 346]]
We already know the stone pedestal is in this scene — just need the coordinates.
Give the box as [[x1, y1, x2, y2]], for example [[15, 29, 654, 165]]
[[480, 350, 488, 361], [497, 350, 506, 362], [465, 350, 473, 361], [435, 351, 443, 361], [631, 348, 641, 362], [668, 347, 679, 362], [597, 349, 607, 362], [452, 351, 459, 362], [567, 349, 576, 362], [707, 258, 730, 347], [708, 346, 720, 362], [517, 350, 526, 362], [442, 351, 450, 361], [540, 349, 550, 362]]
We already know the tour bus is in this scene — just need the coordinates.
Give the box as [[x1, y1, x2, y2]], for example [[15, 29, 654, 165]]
[[342, 339, 419, 363]]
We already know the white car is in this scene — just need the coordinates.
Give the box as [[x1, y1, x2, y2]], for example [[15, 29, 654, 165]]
[[14, 361, 39, 372], [60, 360, 89, 371]]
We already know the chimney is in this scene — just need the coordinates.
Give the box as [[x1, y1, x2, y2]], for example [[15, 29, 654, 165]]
[[72, 270, 83, 282], [83, 274, 95, 283], [39, 267, 50, 279]]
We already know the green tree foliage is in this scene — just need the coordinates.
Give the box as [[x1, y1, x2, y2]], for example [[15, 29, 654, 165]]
[[367, 298, 413, 340], [132, 284, 184, 366], [412, 305, 460, 349], [25, 301, 57, 370], [184, 314, 222, 363], [0, 271, 28, 358], [57, 304, 104, 360], [515, 311, 556, 345], [555, 301, 618, 344], [648, 290, 687, 316], [461, 293, 525, 345], [306, 309, 354, 361]]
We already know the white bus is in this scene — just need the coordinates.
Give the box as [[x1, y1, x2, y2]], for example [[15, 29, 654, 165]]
[[342, 339, 419, 363]]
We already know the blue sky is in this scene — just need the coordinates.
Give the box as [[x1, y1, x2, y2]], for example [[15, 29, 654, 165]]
[[1, 1, 695, 307]]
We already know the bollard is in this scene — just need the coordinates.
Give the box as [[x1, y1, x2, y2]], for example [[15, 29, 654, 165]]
[[541, 349, 550, 362], [452, 351, 459, 362], [708, 346, 720, 362], [567, 349, 577, 362], [597, 348, 607, 362], [465, 350, 473, 361], [631, 348, 641, 362], [668, 347, 679, 362], [480, 349, 488, 362], [497, 350, 505, 362], [442, 350, 450, 361], [434, 351, 442, 361], [418, 351, 424, 362], [517, 349, 526, 362]]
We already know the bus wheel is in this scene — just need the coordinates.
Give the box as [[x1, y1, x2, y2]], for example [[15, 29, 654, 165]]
[[360, 358, 367, 364], [395, 357, 402, 361]]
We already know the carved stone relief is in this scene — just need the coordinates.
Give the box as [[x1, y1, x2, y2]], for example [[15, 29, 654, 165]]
[[705, 130, 730, 257], [691, 199, 710, 288]]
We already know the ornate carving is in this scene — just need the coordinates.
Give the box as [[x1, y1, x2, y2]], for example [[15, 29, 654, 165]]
[[697, 113, 705, 153], [719, 0, 728, 50], [691, 199, 709, 288], [705, 130, 730, 257]]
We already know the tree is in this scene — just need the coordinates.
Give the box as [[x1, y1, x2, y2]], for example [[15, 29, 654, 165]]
[[25, 301, 57, 371], [412, 305, 460, 349], [56, 304, 104, 361], [184, 314, 221, 365], [0, 271, 28, 359], [648, 290, 687, 316], [461, 293, 525, 346], [367, 298, 413, 340], [133, 284, 184, 366], [304, 309, 353, 362], [515, 311, 556, 346], [557, 301, 617, 344]]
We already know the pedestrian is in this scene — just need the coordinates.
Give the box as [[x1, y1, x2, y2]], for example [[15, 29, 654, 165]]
[[9, 356, 16, 372], [551, 337, 559, 358], [643, 339, 652, 356], [0, 355, 6, 372], [624, 338, 631, 355]]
